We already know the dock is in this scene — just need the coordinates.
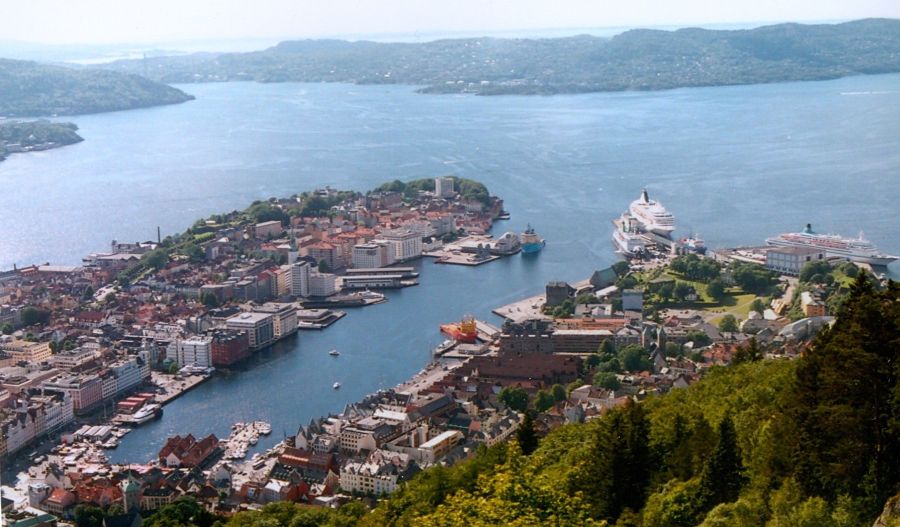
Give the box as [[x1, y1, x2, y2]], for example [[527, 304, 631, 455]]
[[492, 293, 548, 322], [296, 309, 346, 330], [423, 235, 508, 266]]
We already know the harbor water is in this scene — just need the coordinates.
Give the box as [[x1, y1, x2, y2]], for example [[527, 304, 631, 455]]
[[0, 74, 898, 463]]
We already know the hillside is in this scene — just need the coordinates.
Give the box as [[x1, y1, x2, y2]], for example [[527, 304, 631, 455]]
[[198, 271, 899, 527], [104, 18, 900, 95], [0, 58, 194, 117], [0, 120, 83, 161]]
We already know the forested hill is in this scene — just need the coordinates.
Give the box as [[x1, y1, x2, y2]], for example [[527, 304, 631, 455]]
[[0, 58, 194, 117], [185, 272, 898, 527], [103, 18, 900, 95]]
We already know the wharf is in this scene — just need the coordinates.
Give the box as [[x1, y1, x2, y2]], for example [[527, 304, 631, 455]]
[[300, 291, 386, 309], [493, 293, 548, 322], [424, 235, 503, 266], [151, 373, 210, 406], [296, 309, 346, 330]]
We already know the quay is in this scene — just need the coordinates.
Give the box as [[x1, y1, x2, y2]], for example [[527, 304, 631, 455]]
[[493, 293, 547, 321], [300, 290, 386, 309], [151, 372, 210, 406], [424, 235, 504, 266], [296, 308, 346, 330]]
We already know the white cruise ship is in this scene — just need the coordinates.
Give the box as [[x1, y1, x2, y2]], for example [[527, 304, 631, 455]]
[[766, 224, 897, 266], [629, 189, 676, 237]]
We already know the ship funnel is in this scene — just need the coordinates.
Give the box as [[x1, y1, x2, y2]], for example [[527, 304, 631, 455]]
[[640, 188, 649, 203], [803, 223, 813, 234]]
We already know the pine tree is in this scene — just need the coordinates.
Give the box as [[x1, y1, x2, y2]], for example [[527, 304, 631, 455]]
[[516, 411, 539, 455], [698, 416, 745, 509]]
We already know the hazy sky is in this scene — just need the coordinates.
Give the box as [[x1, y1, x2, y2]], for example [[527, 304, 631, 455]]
[[3, 0, 899, 45]]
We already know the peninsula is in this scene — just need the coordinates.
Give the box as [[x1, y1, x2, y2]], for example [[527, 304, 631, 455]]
[[102, 18, 900, 95], [0, 120, 83, 162], [0, 58, 194, 117]]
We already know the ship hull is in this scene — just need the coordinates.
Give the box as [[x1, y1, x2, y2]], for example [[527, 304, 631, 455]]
[[521, 241, 545, 254]]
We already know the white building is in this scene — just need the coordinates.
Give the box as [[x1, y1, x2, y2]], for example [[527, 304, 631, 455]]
[[290, 261, 312, 298], [254, 303, 299, 339], [255, 220, 284, 240], [339, 450, 413, 496], [435, 176, 455, 198], [309, 272, 338, 297], [765, 247, 826, 276], [226, 312, 276, 349], [352, 242, 395, 269], [108, 356, 147, 395], [378, 229, 423, 262], [169, 337, 213, 368], [0, 340, 52, 364]]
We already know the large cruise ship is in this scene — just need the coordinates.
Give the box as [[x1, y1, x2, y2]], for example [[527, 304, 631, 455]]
[[766, 224, 898, 266], [629, 189, 676, 237]]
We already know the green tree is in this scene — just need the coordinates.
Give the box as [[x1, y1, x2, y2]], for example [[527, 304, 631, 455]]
[[551, 384, 567, 402], [168, 362, 180, 375], [318, 259, 331, 273], [81, 285, 95, 301], [74, 504, 105, 527], [498, 386, 528, 413], [144, 497, 217, 527], [575, 292, 598, 305], [0, 322, 12, 335], [618, 344, 651, 372], [750, 298, 766, 315], [732, 337, 762, 364], [594, 371, 621, 390], [145, 248, 169, 270], [201, 292, 220, 308], [534, 390, 555, 412], [674, 282, 694, 301], [698, 416, 745, 510], [20, 306, 50, 326], [665, 341, 682, 357], [599, 339, 617, 357], [516, 412, 539, 455], [718, 314, 739, 333], [787, 272, 900, 514], [799, 260, 832, 283], [612, 260, 630, 277], [707, 278, 726, 301]]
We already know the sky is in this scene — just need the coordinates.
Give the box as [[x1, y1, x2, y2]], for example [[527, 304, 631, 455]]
[[2, 0, 899, 45]]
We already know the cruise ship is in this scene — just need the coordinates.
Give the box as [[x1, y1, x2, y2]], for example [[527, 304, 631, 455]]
[[612, 212, 647, 257], [629, 189, 676, 237], [766, 224, 898, 266]]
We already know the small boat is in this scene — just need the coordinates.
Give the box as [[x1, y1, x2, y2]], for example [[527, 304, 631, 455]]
[[329, 349, 340, 356], [333, 382, 341, 389], [249, 437, 258, 446]]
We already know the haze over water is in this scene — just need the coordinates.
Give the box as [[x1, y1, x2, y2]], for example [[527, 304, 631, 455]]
[[1, 74, 898, 462]]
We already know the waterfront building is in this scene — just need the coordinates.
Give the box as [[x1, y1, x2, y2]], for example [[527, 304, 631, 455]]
[[107, 356, 148, 395], [290, 260, 312, 297], [255, 303, 299, 339], [0, 339, 52, 365], [254, 220, 284, 240], [225, 312, 276, 349], [435, 176, 455, 198], [378, 229, 423, 262], [765, 246, 826, 276], [209, 330, 250, 367], [169, 337, 213, 369], [158, 433, 219, 468], [308, 272, 337, 297], [418, 430, 463, 464], [275, 265, 292, 297], [351, 242, 395, 269], [41, 374, 103, 412]]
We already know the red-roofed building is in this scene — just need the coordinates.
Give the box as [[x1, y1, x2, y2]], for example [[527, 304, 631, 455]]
[[158, 434, 219, 468]]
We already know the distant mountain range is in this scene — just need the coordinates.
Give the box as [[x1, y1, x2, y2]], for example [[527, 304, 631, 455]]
[[0, 58, 194, 117], [101, 18, 900, 95]]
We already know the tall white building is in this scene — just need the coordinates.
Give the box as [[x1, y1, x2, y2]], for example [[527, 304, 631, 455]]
[[290, 261, 312, 298], [170, 337, 213, 368], [378, 229, 423, 262], [309, 272, 338, 297], [435, 176, 455, 198], [352, 242, 395, 269]]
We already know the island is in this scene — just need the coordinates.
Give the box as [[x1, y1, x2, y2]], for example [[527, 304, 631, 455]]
[[0, 58, 194, 117], [103, 18, 900, 95], [0, 119, 83, 162]]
